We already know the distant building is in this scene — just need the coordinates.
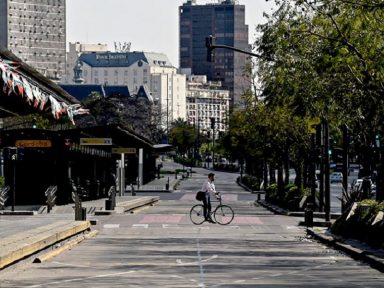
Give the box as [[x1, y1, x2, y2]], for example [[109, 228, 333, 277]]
[[63, 46, 187, 129], [179, 0, 251, 108], [186, 75, 230, 137], [64, 42, 109, 84], [0, 0, 66, 81]]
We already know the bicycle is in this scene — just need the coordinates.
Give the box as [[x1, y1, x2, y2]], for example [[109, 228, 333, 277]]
[[190, 192, 234, 225]]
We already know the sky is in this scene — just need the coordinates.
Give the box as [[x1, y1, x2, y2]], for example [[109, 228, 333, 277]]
[[66, 0, 276, 67]]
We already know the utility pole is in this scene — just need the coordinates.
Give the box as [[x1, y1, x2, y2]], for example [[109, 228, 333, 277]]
[[342, 124, 349, 212], [324, 120, 331, 222]]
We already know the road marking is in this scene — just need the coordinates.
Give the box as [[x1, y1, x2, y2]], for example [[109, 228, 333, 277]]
[[230, 216, 263, 224], [132, 224, 149, 228], [176, 255, 218, 266], [24, 271, 136, 287], [196, 239, 206, 288], [139, 215, 182, 223], [103, 224, 120, 229], [52, 261, 90, 268], [286, 225, 298, 230], [162, 224, 179, 228]]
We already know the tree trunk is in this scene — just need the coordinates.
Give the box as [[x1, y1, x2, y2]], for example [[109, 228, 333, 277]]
[[269, 164, 276, 183], [294, 161, 303, 191], [263, 160, 268, 189], [277, 160, 284, 202], [284, 153, 289, 185]]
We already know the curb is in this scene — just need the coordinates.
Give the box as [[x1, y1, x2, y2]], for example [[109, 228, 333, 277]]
[[0, 220, 90, 270], [115, 196, 159, 213], [307, 228, 384, 272], [33, 230, 98, 263]]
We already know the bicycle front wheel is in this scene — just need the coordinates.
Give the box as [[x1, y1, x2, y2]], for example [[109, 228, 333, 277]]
[[190, 204, 205, 225], [214, 205, 234, 225]]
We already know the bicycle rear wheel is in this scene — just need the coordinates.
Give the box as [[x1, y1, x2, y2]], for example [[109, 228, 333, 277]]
[[214, 205, 234, 225], [190, 204, 205, 225]]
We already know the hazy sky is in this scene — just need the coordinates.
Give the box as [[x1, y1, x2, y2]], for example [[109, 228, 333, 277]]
[[66, 0, 275, 67]]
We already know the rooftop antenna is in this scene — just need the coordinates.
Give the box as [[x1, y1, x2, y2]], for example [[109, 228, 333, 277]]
[[114, 42, 131, 52]]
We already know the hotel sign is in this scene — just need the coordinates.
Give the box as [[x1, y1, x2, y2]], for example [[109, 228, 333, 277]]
[[96, 54, 127, 60]]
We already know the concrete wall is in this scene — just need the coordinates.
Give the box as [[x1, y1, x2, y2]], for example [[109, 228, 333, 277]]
[[0, 0, 8, 48]]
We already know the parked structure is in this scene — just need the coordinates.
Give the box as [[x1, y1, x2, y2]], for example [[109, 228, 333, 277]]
[[179, 0, 251, 108], [0, 0, 66, 81]]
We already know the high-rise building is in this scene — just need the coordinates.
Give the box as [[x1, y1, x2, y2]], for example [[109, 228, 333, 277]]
[[0, 0, 66, 81], [179, 0, 250, 108]]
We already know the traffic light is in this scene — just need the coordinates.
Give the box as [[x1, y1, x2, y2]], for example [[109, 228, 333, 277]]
[[32, 118, 37, 129], [205, 35, 216, 62]]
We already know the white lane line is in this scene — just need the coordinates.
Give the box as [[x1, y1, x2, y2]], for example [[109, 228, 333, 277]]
[[176, 255, 218, 266], [103, 224, 120, 229], [132, 224, 149, 228], [24, 271, 135, 287]]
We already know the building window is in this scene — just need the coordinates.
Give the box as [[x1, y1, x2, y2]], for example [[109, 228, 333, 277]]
[[104, 70, 108, 76]]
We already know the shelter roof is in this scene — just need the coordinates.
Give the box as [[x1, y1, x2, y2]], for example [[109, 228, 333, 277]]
[[0, 48, 85, 122], [60, 84, 130, 101]]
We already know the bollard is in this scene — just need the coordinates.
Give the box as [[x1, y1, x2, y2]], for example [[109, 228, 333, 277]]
[[304, 203, 314, 227], [81, 207, 87, 220], [131, 184, 136, 196], [105, 199, 113, 210]]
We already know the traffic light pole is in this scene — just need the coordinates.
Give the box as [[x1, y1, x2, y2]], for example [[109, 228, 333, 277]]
[[205, 35, 265, 62], [209, 44, 263, 58]]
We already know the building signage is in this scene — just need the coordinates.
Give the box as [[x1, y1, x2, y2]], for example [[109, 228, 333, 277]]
[[112, 148, 136, 154], [15, 140, 52, 148], [80, 138, 112, 145], [96, 54, 127, 61]]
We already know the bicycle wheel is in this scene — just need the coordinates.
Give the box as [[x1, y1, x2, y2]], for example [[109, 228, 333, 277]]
[[190, 204, 205, 225], [214, 205, 234, 225]]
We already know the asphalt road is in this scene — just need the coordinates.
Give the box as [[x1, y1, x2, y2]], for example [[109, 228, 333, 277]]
[[0, 168, 383, 287]]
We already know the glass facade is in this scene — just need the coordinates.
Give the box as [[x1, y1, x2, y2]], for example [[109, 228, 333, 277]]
[[179, 0, 250, 107]]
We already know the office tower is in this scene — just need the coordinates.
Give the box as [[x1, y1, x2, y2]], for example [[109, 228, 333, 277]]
[[179, 0, 250, 108], [0, 0, 66, 81]]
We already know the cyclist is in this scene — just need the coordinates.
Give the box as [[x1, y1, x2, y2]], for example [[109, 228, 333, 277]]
[[201, 173, 219, 223]]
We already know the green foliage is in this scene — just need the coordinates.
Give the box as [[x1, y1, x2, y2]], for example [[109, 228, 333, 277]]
[[265, 183, 279, 203], [240, 175, 261, 191], [331, 200, 384, 248], [254, 0, 384, 178], [0, 176, 4, 188]]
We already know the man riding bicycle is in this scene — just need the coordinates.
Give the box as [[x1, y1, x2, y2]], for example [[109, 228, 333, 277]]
[[201, 173, 219, 223]]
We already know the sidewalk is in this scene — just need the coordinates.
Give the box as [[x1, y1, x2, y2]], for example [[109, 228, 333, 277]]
[[257, 198, 384, 272], [0, 195, 159, 270]]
